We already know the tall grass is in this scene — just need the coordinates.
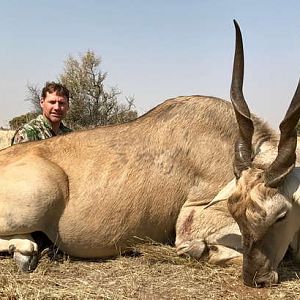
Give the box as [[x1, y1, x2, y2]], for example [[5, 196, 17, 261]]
[[0, 130, 14, 150]]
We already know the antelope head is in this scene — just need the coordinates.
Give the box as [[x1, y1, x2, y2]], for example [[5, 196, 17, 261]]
[[228, 20, 300, 287]]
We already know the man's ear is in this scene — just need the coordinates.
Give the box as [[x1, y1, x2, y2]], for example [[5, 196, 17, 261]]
[[40, 98, 44, 108]]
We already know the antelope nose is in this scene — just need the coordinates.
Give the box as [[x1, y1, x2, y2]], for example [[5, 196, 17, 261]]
[[244, 271, 278, 288]]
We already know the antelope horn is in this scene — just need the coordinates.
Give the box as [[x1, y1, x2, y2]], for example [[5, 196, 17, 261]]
[[231, 20, 254, 178], [264, 80, 300, 187]]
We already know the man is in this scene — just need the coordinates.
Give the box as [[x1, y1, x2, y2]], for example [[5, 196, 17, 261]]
[[11, 82, 72, 145], [10, 82, 72, 253]]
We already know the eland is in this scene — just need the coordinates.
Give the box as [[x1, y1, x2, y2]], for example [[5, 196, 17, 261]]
[[1, 21, 300, 288]]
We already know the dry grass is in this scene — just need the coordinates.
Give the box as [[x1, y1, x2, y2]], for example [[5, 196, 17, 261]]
[[1, 242, 300, 299], [0, 130, 14, 150]]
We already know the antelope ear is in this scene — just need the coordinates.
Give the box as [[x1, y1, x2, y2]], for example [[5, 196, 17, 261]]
[[230, 20, 254, 179], [265, 164, 295, 188], [204, 179, 236, 209]]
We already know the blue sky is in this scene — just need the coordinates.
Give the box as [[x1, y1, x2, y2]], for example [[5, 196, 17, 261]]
[[1, 1, 300, 128]]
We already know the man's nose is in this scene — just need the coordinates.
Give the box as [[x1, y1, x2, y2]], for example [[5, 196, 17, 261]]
[[53, 102, 60, 109]]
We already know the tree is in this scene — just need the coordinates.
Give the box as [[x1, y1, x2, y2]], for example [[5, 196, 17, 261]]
[[60, 50, 137, 129], [24, 50, 137, 129], [25, 84, 42, 114], [9, 112, 39, 130]]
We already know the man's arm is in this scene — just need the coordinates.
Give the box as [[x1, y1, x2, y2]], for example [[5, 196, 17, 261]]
[[11, 127, 39, 145]]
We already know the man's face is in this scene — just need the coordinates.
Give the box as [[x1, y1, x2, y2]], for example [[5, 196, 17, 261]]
[[40, 91, 69, 124]]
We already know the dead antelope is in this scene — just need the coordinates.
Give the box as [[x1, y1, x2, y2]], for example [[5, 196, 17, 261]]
[[0, 21, 299, 288]]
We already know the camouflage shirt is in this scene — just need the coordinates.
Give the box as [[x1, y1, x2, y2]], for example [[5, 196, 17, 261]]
[[11, 114, 72, 145]]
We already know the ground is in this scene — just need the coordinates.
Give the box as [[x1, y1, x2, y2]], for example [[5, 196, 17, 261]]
[[1, 243, 300, 300]]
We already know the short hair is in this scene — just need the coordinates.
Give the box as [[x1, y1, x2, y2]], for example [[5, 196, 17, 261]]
[[41, 82, 70, 102]]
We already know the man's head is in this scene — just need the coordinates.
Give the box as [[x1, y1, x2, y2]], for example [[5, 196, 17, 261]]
[[40, 82, 70, 125]]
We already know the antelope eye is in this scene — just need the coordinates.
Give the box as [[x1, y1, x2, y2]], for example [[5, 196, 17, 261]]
[[275, 212, 287, 223]]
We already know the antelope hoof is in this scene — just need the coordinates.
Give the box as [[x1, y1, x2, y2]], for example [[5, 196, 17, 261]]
[[13, 252, 38, 272], [176, 239, 206, 259]]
